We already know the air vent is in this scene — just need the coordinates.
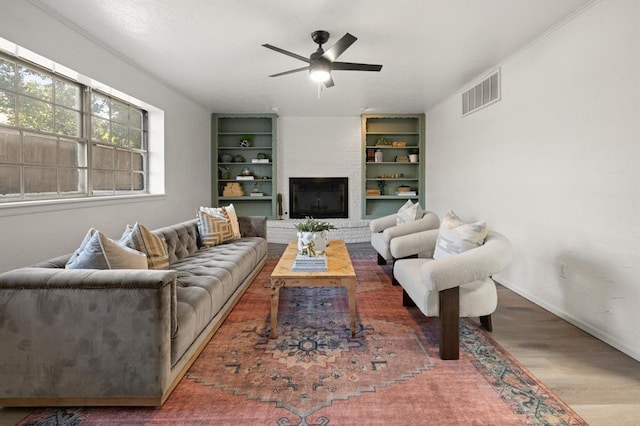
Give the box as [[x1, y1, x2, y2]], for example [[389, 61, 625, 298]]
[[462, 69, 500, 116]]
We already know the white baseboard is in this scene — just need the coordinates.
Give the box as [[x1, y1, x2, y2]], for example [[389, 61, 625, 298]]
[[494, 276, 640, 363]]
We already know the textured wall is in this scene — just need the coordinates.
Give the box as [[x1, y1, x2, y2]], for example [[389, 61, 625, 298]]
[[426, 1, 640, 360], [277, 116, 362, 220]]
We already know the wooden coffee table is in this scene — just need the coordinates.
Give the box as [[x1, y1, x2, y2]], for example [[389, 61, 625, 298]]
[[270, 239, 357, 338]]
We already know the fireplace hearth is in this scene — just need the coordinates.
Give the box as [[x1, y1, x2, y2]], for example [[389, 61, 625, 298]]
[[289, 177, 348, 219]]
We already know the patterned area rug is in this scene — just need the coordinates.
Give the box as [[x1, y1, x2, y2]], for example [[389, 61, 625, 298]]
[[19, 256, 586, 426]]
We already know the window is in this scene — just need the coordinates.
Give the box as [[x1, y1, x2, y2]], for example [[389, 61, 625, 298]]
[[0, 52, 148, 203]]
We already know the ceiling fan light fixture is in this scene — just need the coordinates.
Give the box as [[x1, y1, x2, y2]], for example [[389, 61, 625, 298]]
[[310, 68, 330, 83]]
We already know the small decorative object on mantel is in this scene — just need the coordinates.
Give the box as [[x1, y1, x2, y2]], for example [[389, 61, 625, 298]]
[[294, 217, 337, 254]]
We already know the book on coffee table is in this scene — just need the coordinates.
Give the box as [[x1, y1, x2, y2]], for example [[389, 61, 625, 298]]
[[292, 254, 327, 272]]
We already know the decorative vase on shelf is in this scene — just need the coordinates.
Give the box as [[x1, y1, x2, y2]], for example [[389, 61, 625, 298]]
[[374, 149, 383, 163]]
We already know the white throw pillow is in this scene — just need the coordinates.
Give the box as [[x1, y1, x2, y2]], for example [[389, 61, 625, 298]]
[[66, 229, 148, 269], [396, 200, 423, 225], [433, 210, 487, 259]]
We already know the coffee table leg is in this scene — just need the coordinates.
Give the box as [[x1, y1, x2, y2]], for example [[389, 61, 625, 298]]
[[345, 278, 357, 337], [270, 278, 285, 338]]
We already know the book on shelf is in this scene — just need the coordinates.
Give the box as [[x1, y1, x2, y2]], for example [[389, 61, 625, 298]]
[[249, 192, 264, 197], [395, 191, 417, 196], [236, 175, 255, 180], [251, 159, 270, 163]]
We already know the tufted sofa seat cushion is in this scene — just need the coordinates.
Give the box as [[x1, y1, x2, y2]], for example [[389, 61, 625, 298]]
[[169, 237, 267, 364], [153, 219, 267, 365]]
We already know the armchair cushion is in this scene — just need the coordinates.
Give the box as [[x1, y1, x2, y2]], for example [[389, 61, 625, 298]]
[[370, 211, 440, 261], [433, 210, 487, 259]]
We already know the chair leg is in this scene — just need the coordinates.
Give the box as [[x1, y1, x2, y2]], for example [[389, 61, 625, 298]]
[[391, 260, 400, 285], [377, 254, 387, 265], [439, 287, 460, 360], [479, 315, 493, 332], [402, 289, 416, 307]]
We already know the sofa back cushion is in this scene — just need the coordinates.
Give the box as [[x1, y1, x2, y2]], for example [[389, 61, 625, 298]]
[[153, 220, 200, 265]]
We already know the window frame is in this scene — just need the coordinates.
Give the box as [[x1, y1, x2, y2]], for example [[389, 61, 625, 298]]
[[0, 50, 150, 205]]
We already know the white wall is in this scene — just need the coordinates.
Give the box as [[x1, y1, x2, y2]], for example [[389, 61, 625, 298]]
[[277, 116, 362, 219], [426, 1, 640, 360], [0, 1, 211, 272]]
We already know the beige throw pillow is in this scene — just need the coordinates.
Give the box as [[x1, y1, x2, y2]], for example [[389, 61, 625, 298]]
[[66, 229, 148, 269], [197, 209, 235, 247], [120, 222, 169, 269], [433, 210, 487, 259], [200, 204, 241, 239]]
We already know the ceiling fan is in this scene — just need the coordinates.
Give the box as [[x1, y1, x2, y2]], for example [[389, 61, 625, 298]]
[[262, 30, 382, 88]]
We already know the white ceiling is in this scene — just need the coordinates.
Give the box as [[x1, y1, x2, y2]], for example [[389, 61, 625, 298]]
[[34, 0, 590, 116]]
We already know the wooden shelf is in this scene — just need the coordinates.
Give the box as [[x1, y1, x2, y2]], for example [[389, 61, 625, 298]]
[[361, 114, 425, 219], [212, 114, 277, 218]]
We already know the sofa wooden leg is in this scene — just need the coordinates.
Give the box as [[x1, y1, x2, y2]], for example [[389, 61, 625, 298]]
[[402, 289, 416, 307], [479, 314, 493, 332], [439, 287, 460, 360], [377, 254, 387, 265]]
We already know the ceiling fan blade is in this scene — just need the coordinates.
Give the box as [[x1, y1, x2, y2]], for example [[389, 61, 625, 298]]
[[268, 66, 310, 77], [322, 33, 357, 62], [324, 75, 335, 88], [262, 44, 310, 63], [331, 62, 383, 72]]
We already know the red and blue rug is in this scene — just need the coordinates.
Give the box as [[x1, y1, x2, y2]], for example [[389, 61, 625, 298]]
[[19, 256, 586, 425]]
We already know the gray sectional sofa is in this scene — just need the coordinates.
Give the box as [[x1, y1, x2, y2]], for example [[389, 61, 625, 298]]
[[0, 216, 268, 407]]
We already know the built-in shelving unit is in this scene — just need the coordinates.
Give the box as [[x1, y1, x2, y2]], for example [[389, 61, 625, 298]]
[[361, 114, 425, 218], [211, 114, 277, 218]]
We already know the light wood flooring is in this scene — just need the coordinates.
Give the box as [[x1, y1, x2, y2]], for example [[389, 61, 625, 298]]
[[1, 243, 638, 425]]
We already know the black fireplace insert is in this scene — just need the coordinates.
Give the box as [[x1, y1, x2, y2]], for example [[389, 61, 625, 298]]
[[289, 177, 348, 219]]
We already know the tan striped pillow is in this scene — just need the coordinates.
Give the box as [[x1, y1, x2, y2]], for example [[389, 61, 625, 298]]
[[200, 204, 241, 240], [197, 209, 235, 247], [121, 222, 169, 269]]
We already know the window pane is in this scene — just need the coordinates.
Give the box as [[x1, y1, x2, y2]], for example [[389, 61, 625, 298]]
[[18, 65, 53, 101], [24, 133, 57, 164], [133, 172, 144, 190], [129, 108, 142, 127], [18, 96, 53, 132], [0, 164, 20, 196], [130, 128, 142, 149], [92, 144, 114, 169], [0, 57, 16, 90], [0, 128, 20, 162], [91, 116, 109, 143], [132, 152, 144, 171], [111, 100, 128, 124], [0, 90, 16, 126], [115, 171, 130, 190], [24, 166, 57, 193], [59, 139, 85, 166], [55, 79, 81, 109], [60, 167, 86, 193], [111, 122, 128, 147], [91, 93, 109, 119], [55, 106, 81, 137], [92, 169, 113, 191], [115, 149, 130, 170]]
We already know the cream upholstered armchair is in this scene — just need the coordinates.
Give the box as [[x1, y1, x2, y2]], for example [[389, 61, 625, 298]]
[[369, 208, 439, 266], [390, 222, 512, 360]]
